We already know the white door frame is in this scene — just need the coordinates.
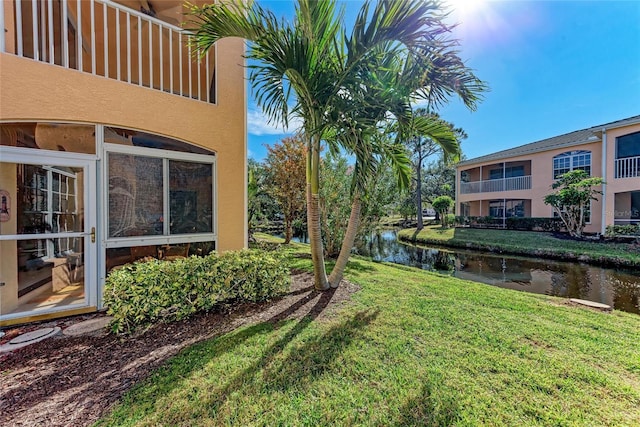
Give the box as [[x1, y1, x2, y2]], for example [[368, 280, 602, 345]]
[[0, 146, 98, 320]]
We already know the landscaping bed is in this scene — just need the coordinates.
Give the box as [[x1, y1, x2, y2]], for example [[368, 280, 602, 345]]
[[0, 272, 359, 427]]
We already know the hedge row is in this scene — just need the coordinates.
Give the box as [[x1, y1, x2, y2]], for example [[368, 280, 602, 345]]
[[455, 216, 563, 231], [104, 249, 290, 334], [605, 224, 640, 237]]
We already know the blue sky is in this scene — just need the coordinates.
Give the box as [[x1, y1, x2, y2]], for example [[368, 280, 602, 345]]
[[246, 0, 640, 162]]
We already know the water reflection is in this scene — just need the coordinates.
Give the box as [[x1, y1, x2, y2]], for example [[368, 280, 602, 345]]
[[355, 230, 640, 315]]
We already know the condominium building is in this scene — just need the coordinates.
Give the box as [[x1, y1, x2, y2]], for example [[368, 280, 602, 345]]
[[0, 1, 247, 325], [456, 115, 640, 233]]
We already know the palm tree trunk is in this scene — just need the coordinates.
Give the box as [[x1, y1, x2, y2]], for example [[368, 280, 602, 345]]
[[307, 136, 329, 290], [416, 157, 423, 230], [328, 193, 361, 288]]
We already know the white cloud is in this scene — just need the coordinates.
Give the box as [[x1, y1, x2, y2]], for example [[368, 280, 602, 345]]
[[247, 109, 302, 136]]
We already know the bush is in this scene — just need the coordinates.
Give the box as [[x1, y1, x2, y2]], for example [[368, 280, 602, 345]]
[[104, 249, 290, 334], [505, 217, 564, 232], [460, 216, 563, 231], [445, 214, 456, 228], [605, 224, 640, 237]]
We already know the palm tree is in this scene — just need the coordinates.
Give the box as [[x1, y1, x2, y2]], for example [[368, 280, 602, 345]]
[[322, 41, 483, 287], [187, 0, 486, 290]]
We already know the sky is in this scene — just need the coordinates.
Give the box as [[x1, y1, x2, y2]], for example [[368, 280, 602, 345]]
[[245, 0, 640, 162]]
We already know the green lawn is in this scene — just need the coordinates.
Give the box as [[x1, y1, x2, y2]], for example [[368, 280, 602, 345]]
[[399, 226, 640, 268], [97, 240, 640, 426]]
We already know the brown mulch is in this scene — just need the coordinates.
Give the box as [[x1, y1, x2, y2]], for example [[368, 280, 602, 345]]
[[0, 273, 360, 427]]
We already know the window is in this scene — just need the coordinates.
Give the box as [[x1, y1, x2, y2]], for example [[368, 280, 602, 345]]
[[553, 150, 591, 179], [105, 128, 216, 244], [616, 131, 640, 159], [489, 200, 526, 218], [489, 166, 524, 180], [489, 201, 504, 218]]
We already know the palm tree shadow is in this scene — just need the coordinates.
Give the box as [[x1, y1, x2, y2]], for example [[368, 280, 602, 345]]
[[199, 290, 378, 417], [391, 380, 461, 426], [120, 286, 340, 408]]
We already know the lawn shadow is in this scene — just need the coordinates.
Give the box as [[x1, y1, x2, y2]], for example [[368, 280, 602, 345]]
[[344, 259, 376, 276], [260, 309, 379, 393], [1, 281, 341, 426], [391, 380, 461, 427], [196, 297, 378, 420]]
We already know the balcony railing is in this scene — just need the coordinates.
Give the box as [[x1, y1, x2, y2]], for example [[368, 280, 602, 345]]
[[460, 175, 532, 194], [0, 0, 214, 103], [615, 156, 640, 179]]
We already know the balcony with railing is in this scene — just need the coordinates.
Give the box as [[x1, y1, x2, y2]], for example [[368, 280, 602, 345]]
[[460, 175, 532, 194], [0, 0, 214, 103], [615, 156, 640, 179]]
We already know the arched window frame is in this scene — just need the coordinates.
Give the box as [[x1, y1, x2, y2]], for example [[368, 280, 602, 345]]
[[552, 150, 591, 179]]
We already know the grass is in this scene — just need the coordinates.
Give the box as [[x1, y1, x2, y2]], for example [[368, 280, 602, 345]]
[[398, 226, 640, 268], [97, 238, 640, 426]]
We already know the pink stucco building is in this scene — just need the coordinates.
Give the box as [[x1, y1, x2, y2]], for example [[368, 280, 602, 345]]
[[456, 115, 640, 234]]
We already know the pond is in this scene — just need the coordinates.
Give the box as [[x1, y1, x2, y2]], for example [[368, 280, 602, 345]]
[[353, 230, 640, 315]]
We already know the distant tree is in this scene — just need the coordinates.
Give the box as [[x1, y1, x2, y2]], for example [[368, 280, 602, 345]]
[[432, 195, 454, 227], [319, 153, 351, 258], [247, 159, 276, 242], [320, 152, 399, 258], [264, 135, 307, 243], [403, 110, 467, 230], [543, 170, 604, 237], [422, 157, 458, 219]]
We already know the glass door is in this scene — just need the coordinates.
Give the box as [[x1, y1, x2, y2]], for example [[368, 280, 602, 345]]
[[0, 154, 96, 320]]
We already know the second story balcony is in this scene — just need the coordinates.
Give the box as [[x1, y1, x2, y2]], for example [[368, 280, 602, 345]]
[[460, 175, 532, 194], [0, 0, 214, 103], [459, 160, 532, 195], [615, 155, 640, 179]]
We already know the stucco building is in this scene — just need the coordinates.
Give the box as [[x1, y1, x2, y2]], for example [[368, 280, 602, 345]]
[[0, 0, 246, 325], [456, 115, 640, 233]]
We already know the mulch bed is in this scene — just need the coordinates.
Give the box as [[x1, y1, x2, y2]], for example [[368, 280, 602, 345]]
[[0, 272, 360, 427]]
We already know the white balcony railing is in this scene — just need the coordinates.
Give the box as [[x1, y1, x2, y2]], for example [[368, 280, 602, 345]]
[[615, 156, 640, 179], [0, 0, 214, 103], [460, 175, 532, 194]]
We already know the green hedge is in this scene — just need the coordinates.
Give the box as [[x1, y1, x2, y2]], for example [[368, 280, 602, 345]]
[[455, 216, 563, 231], [104, 249, 290, 334], [605, 224, 640, 237]]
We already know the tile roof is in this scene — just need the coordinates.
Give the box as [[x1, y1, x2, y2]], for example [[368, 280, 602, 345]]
[[458, 114, 640, 166]]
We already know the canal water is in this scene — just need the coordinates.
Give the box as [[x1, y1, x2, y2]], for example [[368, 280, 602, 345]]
[[353, 230, 640, 315]]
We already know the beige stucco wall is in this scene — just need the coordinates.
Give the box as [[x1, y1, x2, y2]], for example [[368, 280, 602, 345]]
[[0, 36, 246, 251]]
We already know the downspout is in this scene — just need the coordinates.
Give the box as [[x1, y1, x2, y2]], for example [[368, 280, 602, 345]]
[[601, 129, 607, 236], [479, 165, 483, 217], [503, 197, 506, 228]]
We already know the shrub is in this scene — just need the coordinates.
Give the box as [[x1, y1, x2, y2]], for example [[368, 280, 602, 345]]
[[446, 214, 456, 228], [505, 217, 564, 232], [605, 224, 640, 237], [104, 249, 290, 334]]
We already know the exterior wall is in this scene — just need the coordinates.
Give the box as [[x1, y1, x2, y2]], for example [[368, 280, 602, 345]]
[[0, 36, 246, 250], [458, 141, 603, 233], [603, 123, 640, 229]]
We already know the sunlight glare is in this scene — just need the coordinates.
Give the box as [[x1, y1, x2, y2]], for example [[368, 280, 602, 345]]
[[445, 0, 488, 20]]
